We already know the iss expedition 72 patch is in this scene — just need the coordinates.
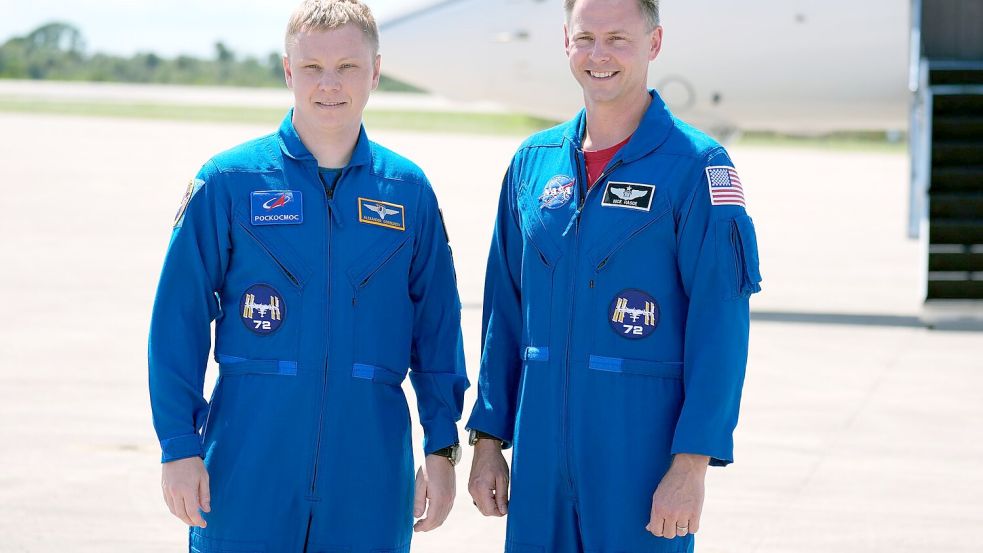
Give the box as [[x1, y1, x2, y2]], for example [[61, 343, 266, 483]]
[[240, 284, 284, 335], [608, 288, 660, 339]]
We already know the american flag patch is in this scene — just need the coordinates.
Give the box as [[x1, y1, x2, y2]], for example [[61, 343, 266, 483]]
[[706, 166, 745, 207]]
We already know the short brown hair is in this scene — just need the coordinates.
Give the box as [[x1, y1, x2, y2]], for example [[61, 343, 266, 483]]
[[564, 0, 660, 30], [285, 0, 379, 55]]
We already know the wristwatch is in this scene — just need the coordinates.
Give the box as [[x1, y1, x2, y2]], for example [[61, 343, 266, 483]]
[[468, 429, 504, 447], [432, 443, 461, 466]]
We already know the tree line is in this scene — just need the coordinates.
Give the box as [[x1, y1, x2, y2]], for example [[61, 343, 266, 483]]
[[0, 22, 422, 92]]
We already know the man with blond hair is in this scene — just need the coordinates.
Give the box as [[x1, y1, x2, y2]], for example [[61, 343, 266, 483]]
[[149, 1, 467, 551], [466, 0, 762, 551]]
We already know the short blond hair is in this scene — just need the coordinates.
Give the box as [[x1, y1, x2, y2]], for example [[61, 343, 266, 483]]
[[285, 0, 379, 55], [564, 0, 660, 30]]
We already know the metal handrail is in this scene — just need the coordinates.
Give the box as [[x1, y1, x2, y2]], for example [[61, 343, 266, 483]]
[[909, 0, 923, 92]]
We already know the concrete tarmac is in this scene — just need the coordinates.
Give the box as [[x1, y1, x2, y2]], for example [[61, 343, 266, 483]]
[[0, 112, 980, 552]]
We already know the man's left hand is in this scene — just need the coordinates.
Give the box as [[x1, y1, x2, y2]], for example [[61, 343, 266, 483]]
[[647, 453, 709, 539], [413, 453, 456, 532]]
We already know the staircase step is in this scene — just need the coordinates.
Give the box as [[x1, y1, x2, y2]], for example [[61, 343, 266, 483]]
[[933, 116, 983, 140], [933, 94, 983, 115], [932, 141, 983, 166], [930, 219, 983, 244], [929, 251, 983, 271], [930, 68, 983, 86], [931, 167, 983, 191], [927, 279, 983, 300], [930, 193, 983, 217]]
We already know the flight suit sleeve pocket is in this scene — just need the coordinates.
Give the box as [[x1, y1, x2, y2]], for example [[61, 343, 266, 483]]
[[216, 354, 298, 376], [352, 363, 406, 387], [717, 215, 762, 299], [733, 215, 762, 297], [588, 355, 683, 379]]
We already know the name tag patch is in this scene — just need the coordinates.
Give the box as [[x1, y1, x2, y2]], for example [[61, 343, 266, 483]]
[[250, 190, 303, 225], [601, 181, 655, 211], [358, 198, 406, 231]]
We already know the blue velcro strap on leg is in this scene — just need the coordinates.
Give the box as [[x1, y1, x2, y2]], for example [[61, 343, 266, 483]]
[[352, 363, 405, 386], [216, 354, 297, 376], [522, 346, 549, 361], [588, 355, 683, 379], [588, 355, 624, 372]]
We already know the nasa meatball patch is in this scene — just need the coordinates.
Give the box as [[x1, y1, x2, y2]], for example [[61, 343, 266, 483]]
[[539, 175, 575, 209], [250, 190, 303, 225], [601, 181, 655, 211], [240, 283, 285, 335], [608, 288, 660, 339]]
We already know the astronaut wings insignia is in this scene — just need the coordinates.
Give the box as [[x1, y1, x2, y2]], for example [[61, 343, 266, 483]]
[[366, 204, 400, 220], [610, 186, 649, 201], [601, 181, 655, 211], [358, 197, 406, 231]]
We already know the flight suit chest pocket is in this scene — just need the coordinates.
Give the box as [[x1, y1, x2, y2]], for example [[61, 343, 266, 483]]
[[215, 210, 313, 364], [347, 234, 414, 372], [519, 220, 560, 346], [586, 192, 672, 271], [233, 209, 313, 288], [346, 234, 412, 293]]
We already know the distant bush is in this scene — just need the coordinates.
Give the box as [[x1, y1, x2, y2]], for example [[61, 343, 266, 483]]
[[0, 21, 424, 92]]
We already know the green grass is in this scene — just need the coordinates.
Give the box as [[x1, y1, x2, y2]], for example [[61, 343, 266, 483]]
[[0, 96, 909, 150], [736, 130, 907, 153], [0, 97, 558, 136]]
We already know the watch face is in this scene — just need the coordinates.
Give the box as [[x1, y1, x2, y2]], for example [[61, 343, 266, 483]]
[[450, 444, 462, 465]]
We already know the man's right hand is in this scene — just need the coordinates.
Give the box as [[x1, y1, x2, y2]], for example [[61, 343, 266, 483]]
[[161, 456, 210, 528], [468, 439, 509, 516]]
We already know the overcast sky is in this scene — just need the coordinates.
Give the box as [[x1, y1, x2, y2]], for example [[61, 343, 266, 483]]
[[1, 0, 406, 59]]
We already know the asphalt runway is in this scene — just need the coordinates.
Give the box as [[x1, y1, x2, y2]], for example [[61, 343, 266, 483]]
[[0, 112, 981, 552]]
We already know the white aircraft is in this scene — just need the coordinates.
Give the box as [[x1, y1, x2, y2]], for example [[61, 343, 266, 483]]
[[378, 0, 910, 135]]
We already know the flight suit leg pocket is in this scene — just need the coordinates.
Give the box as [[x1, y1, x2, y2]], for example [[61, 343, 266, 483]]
[[373, 545, 410, 553], [306, 546, 350, 553], [506, 543, 545, 553]]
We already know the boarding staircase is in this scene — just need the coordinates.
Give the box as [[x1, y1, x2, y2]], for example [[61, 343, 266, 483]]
[[909, 0, 983, 327]]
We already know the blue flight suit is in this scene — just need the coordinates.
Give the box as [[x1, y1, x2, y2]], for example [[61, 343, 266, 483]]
[[149, 110, 468, 553], [467, 91, 762, 553]]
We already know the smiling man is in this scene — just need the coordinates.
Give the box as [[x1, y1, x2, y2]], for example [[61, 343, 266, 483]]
[[466, 0, 762, 551], [148, 1, 467, 551]]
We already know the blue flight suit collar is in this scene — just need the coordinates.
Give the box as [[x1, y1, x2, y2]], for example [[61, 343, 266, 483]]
[[561, 89, 674, 164], [277, 108, 373, 168]]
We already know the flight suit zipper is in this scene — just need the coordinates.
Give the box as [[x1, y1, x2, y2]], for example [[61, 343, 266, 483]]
[[310, 165, 349, 497], [562, 154, 623, 496]]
